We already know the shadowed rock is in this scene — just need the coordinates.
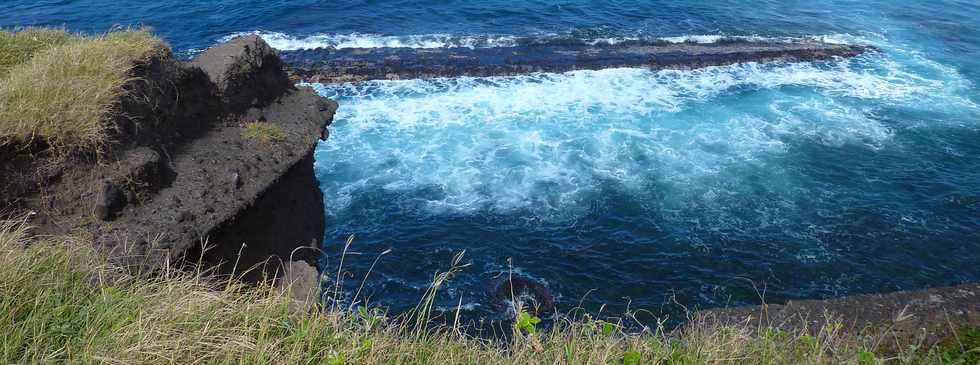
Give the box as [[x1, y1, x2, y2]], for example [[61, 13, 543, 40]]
[[281, 40, 874, 83], [489, 276, 556, 317], [190, 35, 293, 113]]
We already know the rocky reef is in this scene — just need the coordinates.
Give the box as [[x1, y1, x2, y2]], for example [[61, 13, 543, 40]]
[[280, 39, 872, 83], [698, 282, 980, 350], [0, 35, 336, 282]]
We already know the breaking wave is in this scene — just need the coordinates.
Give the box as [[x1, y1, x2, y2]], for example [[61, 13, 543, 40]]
[[224, 30, 856, 50], [306, 25, 980, 321], [312, 47, 973, 220]]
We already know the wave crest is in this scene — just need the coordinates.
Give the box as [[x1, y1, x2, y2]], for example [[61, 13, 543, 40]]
[[312, 48, 973, 221], [223, 31, 857, 51]]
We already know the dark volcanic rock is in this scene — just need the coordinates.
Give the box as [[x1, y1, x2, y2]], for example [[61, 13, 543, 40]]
[[1, 35, 336, 283], [113, 50, 221, 150], [489, 276, 556, 317], [280, 40, 875, 83], [95, 84, 337, 279], [190, 35, 293, 114], [94, 181, 123, 221], [697, 283, 980, 352], [185, 87, 336, 281]]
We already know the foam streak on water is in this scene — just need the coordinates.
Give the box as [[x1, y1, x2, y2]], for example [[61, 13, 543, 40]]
[[312, 39, 980, 319], [227, 30, 849, 50]]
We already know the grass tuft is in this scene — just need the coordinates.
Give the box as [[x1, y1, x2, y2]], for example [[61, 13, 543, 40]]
[[0, 27, 76, 75], [0, 28, 167, 153], [243, 121, 286, 145]]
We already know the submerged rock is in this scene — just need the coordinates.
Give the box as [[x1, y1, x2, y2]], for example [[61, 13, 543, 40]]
[[489, 276, 556, 317]]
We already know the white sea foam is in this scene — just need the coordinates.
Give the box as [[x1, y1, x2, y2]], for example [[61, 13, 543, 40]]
[[659, 35, 772, 43], [223, 30, 854, 50], [312, 46, 975, 231], [222, 31, 520, 50]]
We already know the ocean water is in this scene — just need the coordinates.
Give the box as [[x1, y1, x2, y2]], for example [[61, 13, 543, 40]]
[[5, 1, 979, 325]]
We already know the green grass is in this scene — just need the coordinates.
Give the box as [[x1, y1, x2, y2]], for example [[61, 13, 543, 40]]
[[0, 28, 167, 153], [0, 218, 966, 364], [0, 27, 76, 76], [937, 327, 980, 364], [243, 121, 287, 145]]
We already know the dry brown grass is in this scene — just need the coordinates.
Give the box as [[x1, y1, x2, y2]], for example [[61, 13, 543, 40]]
[[1, 218, 969, 364], [0, 27, 75, 75], [0, 28, 167, 153]]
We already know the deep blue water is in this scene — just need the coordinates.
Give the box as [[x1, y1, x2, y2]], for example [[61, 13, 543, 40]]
[[5, 1, 979, 325]]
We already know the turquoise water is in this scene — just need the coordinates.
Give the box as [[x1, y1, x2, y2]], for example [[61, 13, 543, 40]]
[[4, 0, 979, 324]]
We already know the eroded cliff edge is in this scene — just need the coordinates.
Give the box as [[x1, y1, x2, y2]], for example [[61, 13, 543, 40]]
[[0, 35, 335, 281]]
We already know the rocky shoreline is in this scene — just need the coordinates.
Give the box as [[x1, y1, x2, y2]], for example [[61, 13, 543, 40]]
[[280, 40, 872, 83], [698, 283, 980, 350]]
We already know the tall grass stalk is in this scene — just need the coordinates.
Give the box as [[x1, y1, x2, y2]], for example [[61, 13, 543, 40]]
[[0, 219, 967, 364]]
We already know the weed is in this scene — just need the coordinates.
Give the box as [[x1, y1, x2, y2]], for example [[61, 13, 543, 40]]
[[514, 309, 542, 334], [938, 327, 980, 364], [242, 121, 286, 145]]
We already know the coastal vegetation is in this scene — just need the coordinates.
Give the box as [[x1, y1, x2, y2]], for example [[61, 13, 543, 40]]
[[243, 121, 287, 145], [0, 28, 165, 153], [1, 218, 975, 364], [0, 27, 74, 74]]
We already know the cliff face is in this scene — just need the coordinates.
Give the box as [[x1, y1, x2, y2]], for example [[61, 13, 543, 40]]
[[0, 35, 335, 281]]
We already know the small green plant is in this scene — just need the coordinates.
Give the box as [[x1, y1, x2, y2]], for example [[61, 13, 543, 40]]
[[514, 309, 541, 334], [623, 350, 641, 365], [601, 321, 615, 336], [857, 350, 877, 364], [327, 353, 346, 365], [357, 305, 383, 331], [799, 335, 816, 346], [242, 121, 285, 145]]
